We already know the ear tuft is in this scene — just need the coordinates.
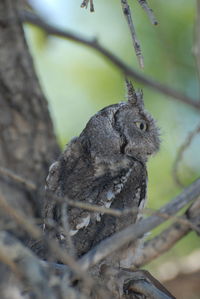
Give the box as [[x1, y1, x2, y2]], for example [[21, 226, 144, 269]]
[[125, 79, 144, 107]]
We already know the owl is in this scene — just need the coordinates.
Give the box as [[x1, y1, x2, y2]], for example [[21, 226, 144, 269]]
[[46, 80, 160, 269]]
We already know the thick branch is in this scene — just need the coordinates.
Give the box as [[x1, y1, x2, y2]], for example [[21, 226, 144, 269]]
[[134, 196, 200, 275], [79, 178, 200, 270], [21, 11, 200, 111], [134, 217, 191, 267]]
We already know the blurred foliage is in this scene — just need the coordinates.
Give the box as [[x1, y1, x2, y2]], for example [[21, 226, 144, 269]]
[[26, 0, 200, 268]]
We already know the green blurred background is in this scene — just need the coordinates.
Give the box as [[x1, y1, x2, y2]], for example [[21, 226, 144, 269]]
[[26, 0, 199, 280]]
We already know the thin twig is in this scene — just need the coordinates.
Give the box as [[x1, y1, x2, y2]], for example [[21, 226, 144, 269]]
[[121, 0, 144, 68], [61, 202, 76, 256], [134, 197, 200, 267], [20, 10, 200, 111], [145, 206, 200, 233], [194, 0, 200, 84], [136, 220, 191, 268], [173, 122, 200, 186], [79, 178, 200, 270], [0, 166, 36, 190], [66, 197, 199, 232], [81, 0, 94, 12], [0, 231, 55, 299], [0, 194, 40, 238], [66, 197, 138, 216], [0, 194, 93, 287], [0, 164, 197, 231], [47, 191, 199, 232], [137, 0, 158, 25]]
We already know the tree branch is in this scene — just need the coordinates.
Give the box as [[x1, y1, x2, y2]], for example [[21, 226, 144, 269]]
[[0, 194, 93, 288], [134, 197, 200, 267], [1, 165, 196, 230], [121, 0, 144, 68], [0, 166, 36, 190], [79, 178, 200, 270], [81, 0, 95, 12], [47, 196, 200, 274], [0, 231, 55, 299], [194, 0, 200, 83], [137, 0, 158, 25], [20, 10, 200, 112], [173, 122, 200, 187]]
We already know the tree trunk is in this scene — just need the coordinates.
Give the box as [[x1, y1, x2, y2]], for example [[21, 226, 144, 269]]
[[0, 1, 59, 296]]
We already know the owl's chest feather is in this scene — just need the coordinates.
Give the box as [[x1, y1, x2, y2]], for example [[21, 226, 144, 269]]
[[66, 159, 147, 256]]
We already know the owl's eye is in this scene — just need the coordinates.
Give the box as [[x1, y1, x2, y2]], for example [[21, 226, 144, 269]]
[[135, 121, 148, 131]]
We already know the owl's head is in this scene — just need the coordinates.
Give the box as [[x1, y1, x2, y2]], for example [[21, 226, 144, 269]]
[[113, 80, 160, 162], [80, 81, 160, 163]]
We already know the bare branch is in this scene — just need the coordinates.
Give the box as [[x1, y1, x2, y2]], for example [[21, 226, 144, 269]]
[[194, 0, 200, 83], [0, 164, 197, 232], [137, 0, 158, 25], [121, 0, 144, 67], [0, 194, 41, 239], [66, 197, 200, 232], [61, 202, 76, 257], [48, 197, 200, 273], [134, 197, 200, 267], [0, 194, 93, 288], [79, 178, 200, 270], [20, 10, 200, 111], [0, 165, 36, 190], [135, 217, 191, 267], [66, 196, 138, 217], [0, 231, 55, 299], [173, 122, 200, 186]]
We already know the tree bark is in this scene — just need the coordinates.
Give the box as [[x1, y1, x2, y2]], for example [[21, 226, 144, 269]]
[[0, 0, 59, 222], [0, 1, 59, 296]]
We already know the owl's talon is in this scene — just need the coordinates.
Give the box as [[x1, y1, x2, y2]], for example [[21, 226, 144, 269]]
[[122, 270, 176, 299], [100, 267, 175, 299]]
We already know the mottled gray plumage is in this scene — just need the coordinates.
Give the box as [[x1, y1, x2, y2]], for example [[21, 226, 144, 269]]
[[46, 81, 160, 268]]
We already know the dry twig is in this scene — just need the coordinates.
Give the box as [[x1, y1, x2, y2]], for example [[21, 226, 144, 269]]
[[81, 0, 94, 12], [1, 164, 198, 232], [134, 197, 200, 267], [61, 202, 76, 256], [65, 197, 200, 233], [194, 0, 200, 83], [137, 0, 158, 25], [173, 122, 200, 186], [121, 0, 144, 67], [0, 231, 55, 299], [0, 194, 93, 288], [0, 166, 36, 190]]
